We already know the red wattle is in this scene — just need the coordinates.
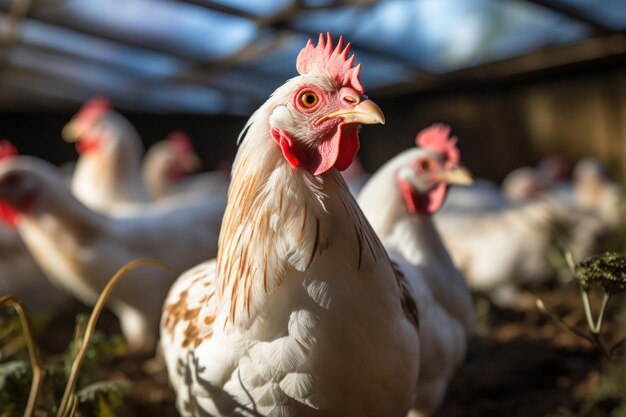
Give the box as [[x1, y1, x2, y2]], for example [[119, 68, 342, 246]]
[[426, 183, 447, 214], [312, 123, 359, 176], [0, 202, 18, 228], [398, 178, 418, 214], [271, 124, 360, 176], [271, 128, 302, 170], [76, 137, 100, 154], [334, 124, 359, 172], [398, 179, 448, 216]]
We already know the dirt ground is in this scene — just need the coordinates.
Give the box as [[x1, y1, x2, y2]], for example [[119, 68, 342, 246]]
[[14, 286, 626, 417]]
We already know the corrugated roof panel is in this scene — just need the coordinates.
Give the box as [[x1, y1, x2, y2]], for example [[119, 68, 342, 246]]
[[14, 18, 184, 78], [294, 0, 589, 72], [207, 0, 292, 16], [141, 84, 227, 112], [559, 0, 626, 29], [6, 47, 138, 95], [35, 0, 258, 60]]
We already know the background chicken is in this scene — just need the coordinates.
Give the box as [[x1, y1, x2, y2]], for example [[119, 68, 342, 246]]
[[358, 124, 474, 416], [142, 131, 230, 202], [0, 140, 70, 310], [160, 34, 421, 417], [0, 150, 225, 351], [62, 96, 151, 214], [435, 184, 610, 304]]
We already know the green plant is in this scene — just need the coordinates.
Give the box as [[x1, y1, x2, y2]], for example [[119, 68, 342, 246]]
[[537, 252, 626, 359], [0, 259, 169, 417]]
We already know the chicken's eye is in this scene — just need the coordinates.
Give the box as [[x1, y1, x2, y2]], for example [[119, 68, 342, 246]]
[[417, 159, 432, 171], [299, 91, 319, 109]]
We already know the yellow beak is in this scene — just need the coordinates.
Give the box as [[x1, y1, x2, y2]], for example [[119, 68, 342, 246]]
[[61, 122, 80, 143], [182, 154, 203, 172], [445, 166, 474, 185], [323, 99, 385, 125]]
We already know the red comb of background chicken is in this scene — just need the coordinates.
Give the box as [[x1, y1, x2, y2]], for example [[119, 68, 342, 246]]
[[167, 131, 194, 155], [416, 124, 460, 169], [0, 140, 17, 160], [0, 140, 18, 227], [73, 95, 111, 126], [296, 33, 363, 94]]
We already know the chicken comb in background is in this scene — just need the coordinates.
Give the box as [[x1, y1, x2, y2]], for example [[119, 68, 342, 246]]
[[166, 131, 195, 155], [296, 32, 363, 93], [72, 95, 111, 127], [0, 140, 19, 227], [416, 124, 460, 169], [0, 140, 17, 160]]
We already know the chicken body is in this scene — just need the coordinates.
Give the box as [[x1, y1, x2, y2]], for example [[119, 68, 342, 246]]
[[142, 133, 229, 203], [0, 224, 70, 310], [161, 34, 420, 417], [63, 98, 151, 214], [358, 129, 474, 416], [435, 195, 608, 303], [0, 156, 224, 351]]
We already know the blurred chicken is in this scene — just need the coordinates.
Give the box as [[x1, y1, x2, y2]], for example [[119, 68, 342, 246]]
[[358, 124, 474, 416], [161, 34, 420, 416], [502, 154, 569, 203], [0, 151, 225, 351], [570, 157, 624, 231], [0, 141, 70, 310], [503, 156, 623, 250], [142, 131, 229, 202], [441, 178, 508, 213], [435, 191, 609, 304], [62, 96, 150, 214]]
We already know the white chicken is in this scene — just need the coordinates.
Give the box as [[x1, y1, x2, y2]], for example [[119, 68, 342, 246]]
[[435, 188, 610, 304], [160, 34, 421, 417], [0, 152, 225, 351], [357, 124, 474, 416], [62, 96, 151, 214], [142, 131, 230, 202], [0, 141, 70, 310]]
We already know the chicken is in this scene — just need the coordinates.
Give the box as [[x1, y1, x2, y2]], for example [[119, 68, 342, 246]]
[[441, 178, 508, 213], [570, 157, 623, 231], [357, 124, 474, 416], [160, 34, 420, 417], [502, 154, 569, 203], [142, 131, 229, 202], [62, 96, 151, 214], [435, 188, 610, 304], [502, 156, 623, 257], [0, 141, 70, 310], [0, 151, 225, 351]]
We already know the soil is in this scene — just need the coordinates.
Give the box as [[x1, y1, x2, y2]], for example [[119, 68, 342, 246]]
[[12, 286, 626, 417]]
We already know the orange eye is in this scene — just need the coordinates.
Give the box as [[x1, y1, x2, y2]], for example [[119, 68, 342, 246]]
[[300, 91, 319, 108]]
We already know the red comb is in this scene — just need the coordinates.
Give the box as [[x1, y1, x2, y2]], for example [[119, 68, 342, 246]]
[[0, 140, 18, 227], [416, 124, 460, 169], [296, 33, 363, 94], [167, 131, 194, 154], [0, 140, 17, 160], [73, 95, 111, 125]]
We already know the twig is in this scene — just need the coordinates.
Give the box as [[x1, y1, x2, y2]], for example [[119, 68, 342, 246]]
[[536, 298, 591, 341], [55, 259, 170, 417], [537, 297, 612, 359], [0, 295, 44, 417]]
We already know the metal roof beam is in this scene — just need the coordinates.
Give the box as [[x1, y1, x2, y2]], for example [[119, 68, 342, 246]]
[[176, 0, 434, 77], [369, 32, 626, 97], [520, 0, 615, 35]]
